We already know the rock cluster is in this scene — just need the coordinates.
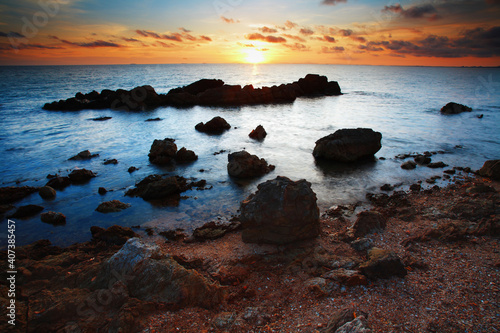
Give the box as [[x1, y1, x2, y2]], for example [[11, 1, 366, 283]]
[[240, 176, 320, 244], [148, 138, 198, 165], [313, 128, 382, 162], [227, 151, 275, 178]]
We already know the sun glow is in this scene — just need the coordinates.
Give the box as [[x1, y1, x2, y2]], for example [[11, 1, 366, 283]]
[[244, 49, 265, 64]]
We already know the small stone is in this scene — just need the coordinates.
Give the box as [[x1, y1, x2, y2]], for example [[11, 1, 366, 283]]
[[98, 187, 107, 195], [96, 200, 131, 213], [249, 125, 267, 140], [427, 161, 448, 168], [103, 158, 118, 165], [41, 211, 66, 225], [401, 161, 417, 170], [39, 186, 56, 200], [128, 166, 139, 173]]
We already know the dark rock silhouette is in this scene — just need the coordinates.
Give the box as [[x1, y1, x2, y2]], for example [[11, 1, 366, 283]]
[[43, 75, 342, 111], [69, 150, 99, 161], [313, 128, 382, 162], [175, 147, 198, 163], [227, 151, 275, 178], [68, 169, 96, 183], [45, 176, 71, 190], [90, 225, 138, 245], [8, 205, 44, 218], [479, 160, 500, 180], [96, 200, 131, 213], [240, 176, 320, 244], [249, 125, 267, 140], [148, 138, 177, 165], [41, 211, 66, 225], [195, 116, 231, 134], [0, 186, 39, 204], [440, 102, 472, 114], [39, 186, 56, 200]]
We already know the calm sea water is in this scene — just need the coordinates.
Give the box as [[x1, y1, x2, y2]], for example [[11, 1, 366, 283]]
[[0, 64, 499, 247]]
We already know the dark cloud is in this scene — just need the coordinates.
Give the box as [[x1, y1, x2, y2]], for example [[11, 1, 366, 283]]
[[339, 29, 353, 36], [282, 34, 306, 42], [245, 33, 286, 43], [122, 37, 141, 43], [358, 42, 384, 52], [0, 31, 26, 38], [284, 43, 308, 51], [321, 0, 347, 5], [179, 27, 191, 33], [300, 28, 315, 35], [51, 36, 123, 48], [11, 43, 62, 50], [321, 46, 345, 53], [259, 26, 278, 34], [199, 35, 212, 42], [351, 36, 366, 43], [382, 3, 439, 20], [323, 35, 336, 43], [136, 30, 182, 42], [157, 41, 174, 48]]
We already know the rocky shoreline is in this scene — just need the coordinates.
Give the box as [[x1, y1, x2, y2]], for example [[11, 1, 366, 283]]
[[42, 74, 342, 111], [1, 163, 498, 332]]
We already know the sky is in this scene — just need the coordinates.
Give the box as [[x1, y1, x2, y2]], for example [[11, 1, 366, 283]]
[[0, 0, 499, 66]]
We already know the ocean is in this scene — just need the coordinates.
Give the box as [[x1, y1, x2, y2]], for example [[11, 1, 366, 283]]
[[0, 64, 499, 247]]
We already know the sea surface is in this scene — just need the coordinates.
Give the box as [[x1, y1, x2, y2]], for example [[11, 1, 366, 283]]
[[0, 64, 499, 247]]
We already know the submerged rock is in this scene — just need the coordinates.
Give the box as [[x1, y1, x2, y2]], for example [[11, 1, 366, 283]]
[[126, 175, 185, 200], [40, 211, 66, 225], [96, 200, 131, 213], [195, 116, 231, 134], [227, 151, 275, 178], [68, 150, 99, 161], [401, 161, 417, 170], [478, 160, 500, 181], [45, 176, 71, 190], [440, 102, 472, 115], [240, 176, 320, 244], [313, 128, 382, 162], [249, 125, 267, 140], [68, 168, 96, 183], [0, 186, 39, 204], [8, 205, 44, 218], [39, 186, 56, 200]]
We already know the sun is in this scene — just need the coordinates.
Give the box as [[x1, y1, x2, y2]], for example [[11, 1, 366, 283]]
[[244, 49, 265, 64]]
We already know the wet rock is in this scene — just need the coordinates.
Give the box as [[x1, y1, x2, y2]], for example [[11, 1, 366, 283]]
[[249, 125, 267, 140], [227, 150, 275, 178], [195, 116, 231, 134], [313, 128, 382, 162], [68, 150, 99, 160], [414, 155, 431, 165], [0, 186, 39, 204], [380, 184, 393, 191], [145, 117, 162, 122], [401, 161, 417, 170], [40, 211, 66, 225], [91, 116, 112, 121], [148, 138, 177, 165], [90, 225, 138, 245], [297, 74, 341, 96], [45, 176, 71, 190], [68, 168, 96, 183], [478, 160, 500, 181], [427, 161, 448, 168], [305, 277, 332, 294], [178, 78, 225, 95], [359, 247, 407, 279], [410, 183, 421, 192], [8, 204, 44, 218], [321, 307, 355, 333], [39, 186, 56, 200], [350, 211, 386, 238], [175, 147, 198, 163], [103, 158, 118, 165], [128, 166, 139, 173], [125, 175, 186, 200], [240, 176, 320, 244], [192, 221, 241, 241], [96, 200, 131, 213], [366, 193, 389, 207], [98, 187, 107, 195], [440, 102, 472, 114]]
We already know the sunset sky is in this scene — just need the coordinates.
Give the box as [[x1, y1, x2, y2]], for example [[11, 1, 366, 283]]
[[0, 0, 499, 66]]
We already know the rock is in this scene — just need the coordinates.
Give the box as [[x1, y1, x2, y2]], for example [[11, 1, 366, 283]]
[[128, 166, 139, 173], [414, 155, 431, 165], [148, 138, 177, 165], [322, 268, 368, 286], [195, 116, 231, 134], [96, 238, 225, 308], [8, 204, 44, 218], [478, 160, 500, 181], [240, 176, 320, 244], [297, 74, 341, 96], [125, 175, 186, 200], [159, 229, 188, 241], [45, 176, 71, 190], [39, 186, 56, 200], [68, 168, 96, 183], [40, 211, 66, 225], [410, 183, 421, 192], [179, 78, 225, 95], [350, 238, 373, 252], [212, 312, 237, 329], [227, 151, 275, 178], [359, 248, 407, 279], [175, 147, 198, 163], [401, 161, 417, 170], [350, 211, 386, 238], [313, 128, 382, 162], [321, 307, 355, 333], [0, 186, 39, 204], [192, 221, 241, 241], [91, 116, 112, 121], [98, 187, 107, 195], [249, 125, 267, 140], [68, 150, 99, 160], [145, 117, 162, 122], [466, 184, 496, 194], [380, 184, 393, 191], [427, 161, 448, 168], [103, 158, 118, 165], [440, 102, 472, 114], [96, 200, 131, 213], [90, 225, 138, 245], [336, 316, 372, 333], [305, 277, 332, 294]]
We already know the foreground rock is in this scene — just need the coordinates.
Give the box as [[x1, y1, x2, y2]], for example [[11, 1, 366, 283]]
[[195, 116, 231, 134], [240, 176, 320, 244], [0, 186, 39, 204], [313, 128, 382, 162], [359, 248, 407, 279], [349, 211, 386, 239], [227, 151, 275, 178], [96, 200, 131, 213], [148, 138, 198, 165], [90, 225, 138, 245], [192, 221, 241, 241], [479, 159, 500, 180], [249, 125, 267, 140], [43, 74, 342, 110], [440, 102, 472, 114], [8, 204, 44, 218]]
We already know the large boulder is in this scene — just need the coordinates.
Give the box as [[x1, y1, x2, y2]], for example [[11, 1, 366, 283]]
[[227, 151, 275, 178], [148, 138, 177, 165], [240, 176, 320, 244], [479, 160, 500, 181], [195, 116, 231, 134], [440, 102, 472, 115], [313, 128, 382, 162], [181, 78, 225, 95]]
